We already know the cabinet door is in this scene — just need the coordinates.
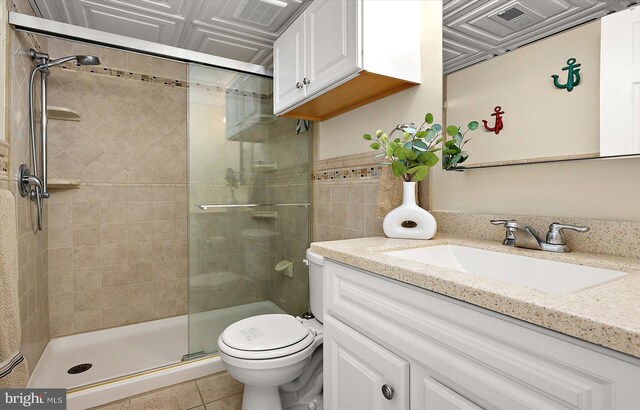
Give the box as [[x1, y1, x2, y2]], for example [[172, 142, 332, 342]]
[[273, 17, 305, 113], [412, 365, 484, 410], [304, 0, 359, 97], [324, 316, 409, 410]]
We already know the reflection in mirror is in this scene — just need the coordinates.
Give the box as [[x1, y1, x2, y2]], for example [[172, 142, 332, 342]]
[[443, 0, 640, 169]]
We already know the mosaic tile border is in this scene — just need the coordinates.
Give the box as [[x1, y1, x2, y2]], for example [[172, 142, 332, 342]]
[[312, 165, 383, 181], [57, 63, 273, 100]]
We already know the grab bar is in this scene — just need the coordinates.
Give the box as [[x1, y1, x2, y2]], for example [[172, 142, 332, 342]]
[[199, 203, 310, 210]]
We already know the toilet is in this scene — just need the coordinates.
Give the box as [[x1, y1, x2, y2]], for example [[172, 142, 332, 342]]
[[218, 249, 324, 410]]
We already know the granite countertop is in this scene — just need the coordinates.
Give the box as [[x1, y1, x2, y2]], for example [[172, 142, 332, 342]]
[[310, 234, 640, 359]]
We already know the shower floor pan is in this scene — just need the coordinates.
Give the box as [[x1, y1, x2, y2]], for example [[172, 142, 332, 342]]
[[28, 300, 285, 391]]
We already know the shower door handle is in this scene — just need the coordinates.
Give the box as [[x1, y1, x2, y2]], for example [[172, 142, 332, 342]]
[[198, 203, 310, 210]]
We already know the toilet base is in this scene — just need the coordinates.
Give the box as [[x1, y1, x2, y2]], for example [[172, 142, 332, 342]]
[[242, 386, 282, 410]]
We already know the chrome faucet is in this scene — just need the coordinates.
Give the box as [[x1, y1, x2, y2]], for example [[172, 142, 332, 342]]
[[490, 220, 590, 253]]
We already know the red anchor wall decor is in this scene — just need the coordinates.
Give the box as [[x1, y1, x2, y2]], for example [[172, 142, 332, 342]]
[[482, 106, 505, 135]]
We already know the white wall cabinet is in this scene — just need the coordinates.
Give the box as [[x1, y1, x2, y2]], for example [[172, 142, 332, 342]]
[[273, 17, 306, 112], [273, 0, 420, 121], [323, 260, 640, 410]]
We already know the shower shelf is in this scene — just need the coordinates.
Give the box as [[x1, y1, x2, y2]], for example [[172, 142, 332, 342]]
[[47, 179, 81, 189], [47, 106, 81, 122], [252, 163, 277, 172], [250, 211, 278, 220]]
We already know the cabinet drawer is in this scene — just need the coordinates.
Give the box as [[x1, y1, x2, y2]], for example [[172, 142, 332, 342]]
[[325, 260, 640, 409]]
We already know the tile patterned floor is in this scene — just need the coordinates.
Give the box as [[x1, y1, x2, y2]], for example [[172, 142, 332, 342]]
[[92, 371, 243, 410]]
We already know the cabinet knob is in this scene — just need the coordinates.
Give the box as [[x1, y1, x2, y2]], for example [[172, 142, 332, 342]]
[[381, 384, 394, 400], [296, 82, 303, 89], [303, 77, 311, 85]]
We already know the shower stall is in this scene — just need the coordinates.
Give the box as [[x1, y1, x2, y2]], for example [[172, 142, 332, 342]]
[[9, 16, 311, 408]]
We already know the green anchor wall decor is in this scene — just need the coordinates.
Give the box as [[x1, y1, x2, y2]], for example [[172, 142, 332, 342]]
[[551, 58, 581, 92]]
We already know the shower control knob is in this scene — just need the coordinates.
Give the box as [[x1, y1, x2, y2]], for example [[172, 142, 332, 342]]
[[296, 82, 303, 89], [303, 77, 311, 85], [382, 384, 395, 400]]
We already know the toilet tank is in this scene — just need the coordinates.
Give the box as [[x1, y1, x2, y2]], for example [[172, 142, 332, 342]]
[[306, 249, 324, 323]]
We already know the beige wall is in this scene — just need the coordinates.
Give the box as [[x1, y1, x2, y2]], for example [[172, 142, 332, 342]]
[[40, 37, 189, 337], [446, 21, 600, 166], [317, 1, 444, 161]]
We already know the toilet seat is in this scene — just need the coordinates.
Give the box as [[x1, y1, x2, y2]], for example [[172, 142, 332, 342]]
[[219, 314, 315, 360]]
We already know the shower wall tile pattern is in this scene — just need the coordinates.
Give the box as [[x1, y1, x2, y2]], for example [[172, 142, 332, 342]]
[[40, 38, 190, 337], [313, 152, 383, 242], [8, 28, 50, 373]]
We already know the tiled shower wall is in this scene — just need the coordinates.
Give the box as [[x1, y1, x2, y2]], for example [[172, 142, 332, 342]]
[[8, 26, 50, 372], [41, 37, 189, 337], [313, 152, 384, 242]]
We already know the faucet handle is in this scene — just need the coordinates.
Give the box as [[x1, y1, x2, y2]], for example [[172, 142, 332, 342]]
[[546, 222, 590, 245], [490, 219, 513, 226], [491, 219, 518, 246]]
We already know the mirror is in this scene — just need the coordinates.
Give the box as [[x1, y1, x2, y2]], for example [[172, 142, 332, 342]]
[[443, 1, 640, 169]]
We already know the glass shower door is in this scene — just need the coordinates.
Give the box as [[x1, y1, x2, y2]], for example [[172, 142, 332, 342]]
[[187, 63, 311, 356]]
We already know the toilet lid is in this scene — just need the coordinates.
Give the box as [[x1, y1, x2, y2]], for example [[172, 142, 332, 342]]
[[221, 314, 312, 352]]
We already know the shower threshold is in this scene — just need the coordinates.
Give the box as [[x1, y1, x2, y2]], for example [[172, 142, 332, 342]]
[[28, 300, 285, 390]]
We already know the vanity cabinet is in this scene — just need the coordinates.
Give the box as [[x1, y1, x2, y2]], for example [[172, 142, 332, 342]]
[[323, 260, 640, 410], [273, 0, 420, 121]]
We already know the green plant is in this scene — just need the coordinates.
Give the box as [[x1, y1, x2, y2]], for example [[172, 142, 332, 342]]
[[442, 121, 479, 170], [363, 113, 478, 181]]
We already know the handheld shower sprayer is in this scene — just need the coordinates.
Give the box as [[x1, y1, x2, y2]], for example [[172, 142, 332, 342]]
[[18, 49, 101, 231]]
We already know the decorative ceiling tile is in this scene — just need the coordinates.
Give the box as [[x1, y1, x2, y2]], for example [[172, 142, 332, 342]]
[[31, 0, 310, 66], [443, 0, 639, 73]]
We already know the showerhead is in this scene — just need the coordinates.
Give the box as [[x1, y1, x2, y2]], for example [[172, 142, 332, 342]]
[[41, 54, 101, 69], [75, 55, 101, 66]]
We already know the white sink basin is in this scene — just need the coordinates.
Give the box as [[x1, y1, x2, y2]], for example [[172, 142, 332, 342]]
[[385, 245, 627, 293]]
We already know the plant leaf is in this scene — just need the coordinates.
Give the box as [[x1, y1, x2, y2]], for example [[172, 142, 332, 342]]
[[391, 160, 407, 177], [413, 141, 428, 151], [363, 133, 372, 140], [415, 131, 427, 139], [394, 147, 407, 160], [386, 145, 394, 158], [432, 124, 442, 132], [407, 165, 429, 181], [454, 132, 463, 145], [417, 151, 439, 167], [376, 129, 383, 137], [425, 113, 434, 124], [468, 121, 479, 130], [370, 142, 381, 150], [446, 125, 459, 136], [403, 147, 418, 161]]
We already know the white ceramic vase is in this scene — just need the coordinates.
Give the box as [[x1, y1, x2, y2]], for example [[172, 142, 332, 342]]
[[383, 181, 437, 240]]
